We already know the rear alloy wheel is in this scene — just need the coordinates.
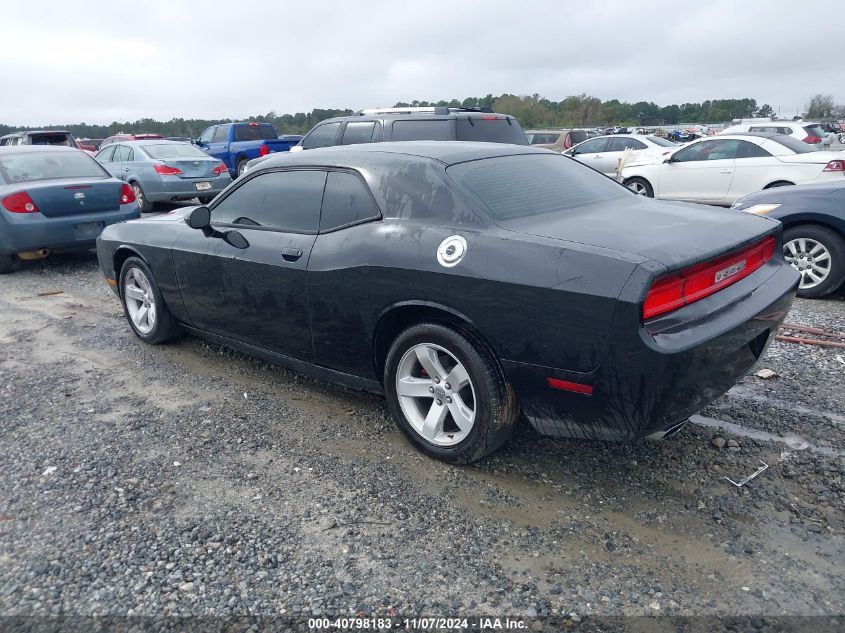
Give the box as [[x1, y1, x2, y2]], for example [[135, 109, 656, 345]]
[[624, 177, 653, 197], [384, 322, 518, 463], [237, 159, 248, 178], [783, 225, 845, 298], [119, 257, 182, 343], [0, 253, 14, 274], [132, 182, 152, 213]]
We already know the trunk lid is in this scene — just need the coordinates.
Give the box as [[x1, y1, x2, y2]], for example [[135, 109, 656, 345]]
[[25, 178, 123, 217], [775, 150, 843, 165], [160, 158, 221, 179], [498, 197, 777, 270]]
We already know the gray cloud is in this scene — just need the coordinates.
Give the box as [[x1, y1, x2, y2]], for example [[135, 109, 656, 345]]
[[1, 0, 839, 125]]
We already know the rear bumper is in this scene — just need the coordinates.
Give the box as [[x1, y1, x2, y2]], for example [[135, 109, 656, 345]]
[[144, 174, 232, 202], [0, 206, 140, 254], [507, 261, 799, 441]]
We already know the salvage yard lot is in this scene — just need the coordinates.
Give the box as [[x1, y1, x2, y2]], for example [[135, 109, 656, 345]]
[[0, 250, 843, 619]]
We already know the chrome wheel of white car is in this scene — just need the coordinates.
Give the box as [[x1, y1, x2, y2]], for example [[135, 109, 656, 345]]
[[395, 342, 476, 447], [123, 267, 157, 334], [784, 238, 831, 289]]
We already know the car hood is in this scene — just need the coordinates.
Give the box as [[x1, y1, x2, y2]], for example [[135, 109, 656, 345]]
[[127, 206, 195, 224], [497, 196, 778, 270]]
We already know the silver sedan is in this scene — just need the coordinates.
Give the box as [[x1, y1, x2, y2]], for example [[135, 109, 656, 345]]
[[95, 140, 231, 212]]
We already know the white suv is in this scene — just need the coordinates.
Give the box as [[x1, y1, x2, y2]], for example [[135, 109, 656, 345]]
[[719, 120, 827, 145]]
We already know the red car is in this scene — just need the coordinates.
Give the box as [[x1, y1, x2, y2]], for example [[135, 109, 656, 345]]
[[100, 133, 163, 148]]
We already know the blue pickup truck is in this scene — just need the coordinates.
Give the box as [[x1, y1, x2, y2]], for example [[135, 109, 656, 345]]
[[195, 122, 302, 178]]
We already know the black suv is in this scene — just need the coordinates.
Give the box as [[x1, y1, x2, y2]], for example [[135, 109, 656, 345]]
[[0, 130, 79, 148], [296, 107, 528, 150]]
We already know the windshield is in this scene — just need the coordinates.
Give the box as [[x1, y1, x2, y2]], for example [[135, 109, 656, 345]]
[[141, 143, 210, 159], [447, 154, 629, 221], [0, 151, 107, 183], [647, 136, 676, 147]]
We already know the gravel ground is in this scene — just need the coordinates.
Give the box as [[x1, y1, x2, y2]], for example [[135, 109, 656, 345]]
[[0, 247, 843, 628]]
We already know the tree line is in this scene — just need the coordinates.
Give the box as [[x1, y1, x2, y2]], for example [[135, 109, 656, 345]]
[[0, 94, 838, 139]]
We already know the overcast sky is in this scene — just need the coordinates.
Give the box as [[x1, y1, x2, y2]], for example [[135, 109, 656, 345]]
[[1, 0, 839, 125]]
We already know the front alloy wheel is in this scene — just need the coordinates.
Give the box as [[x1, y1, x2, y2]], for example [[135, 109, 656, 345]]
[[395, 343, 476, 447], [784, 237, 831, 291]]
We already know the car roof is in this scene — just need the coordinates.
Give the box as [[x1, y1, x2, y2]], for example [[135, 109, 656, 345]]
[[316, 111, 516, 125], [0, 145, 80, 154], [117, 139, 191, 147], [257, 141, 551, 169], [715, 132, 790, 140]]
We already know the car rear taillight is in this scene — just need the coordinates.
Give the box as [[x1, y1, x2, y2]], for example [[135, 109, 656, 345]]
[[803, 135, 822, 144], [212, 162, 228, 175], [823, 160, 845, 172], [258, 144, 270, 156], [120, 183, 136, 205], [1, 191, 39, 213], [153, 164, 182, 175], [643, 236, 776, 320]]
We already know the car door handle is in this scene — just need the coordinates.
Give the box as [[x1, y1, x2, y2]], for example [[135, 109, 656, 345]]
[[281, 247, 303, 262], [720, 169, 732, 173], [123, 168, 130, 172], [592, 155, 602, 159]]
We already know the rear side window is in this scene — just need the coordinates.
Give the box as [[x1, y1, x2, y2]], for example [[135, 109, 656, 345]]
[[608, 137, 646, 151], [391, 120, 452, 141], [319, 171, 380, 231], [341, 122, 377, 145], [233, 125, 277, 141], [302, 123, 341, 149], [0, 151, 107, 183], [448, 154, 628, 221], [211, 169, 327, 233], [455, 118, 528, 145]]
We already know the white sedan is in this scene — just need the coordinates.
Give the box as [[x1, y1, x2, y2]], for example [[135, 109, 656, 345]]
[[620, 133, 845, 205], [563, 134, 676, 177]]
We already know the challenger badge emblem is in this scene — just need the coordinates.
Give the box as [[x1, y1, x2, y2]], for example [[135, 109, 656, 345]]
[[715, 260, 746, 283], [437, 235, 467, 268]]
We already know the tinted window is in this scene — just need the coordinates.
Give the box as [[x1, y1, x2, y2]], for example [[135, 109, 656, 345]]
[[572, 137, 609, 154], [455, 118, 528, 144], [672, 139, 739, 162], [0, 151, 107, 183], [96, 146, 115, 163], [302, 123, 341, 149], [212, 170, 326, 232], [112, 145, 132, 162], [608, 137, 646, 151], [28, 133, 74, 147], [448, 154, 629, 221], [391, 120, 451, 141], [646, 136, 675, 147], [142, 143, 210, 159], [212, 125, 230, 142], [736, 141, 772, 158], [341, 122, 376, 145], [769, 134, 819, 154], [319, 171, 380, 231], [233, 125, 277, 141], [529, 133, 561, 145]]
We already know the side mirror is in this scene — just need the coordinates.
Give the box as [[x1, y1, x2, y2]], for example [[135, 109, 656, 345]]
[[223, 230, 249, 249], [289, 145, 304, 153], [186, 205, 211, 230], [663, 155, 674, 164]]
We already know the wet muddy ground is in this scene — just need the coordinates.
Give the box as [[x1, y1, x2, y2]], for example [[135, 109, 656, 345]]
[[0, 249, 843, 624]]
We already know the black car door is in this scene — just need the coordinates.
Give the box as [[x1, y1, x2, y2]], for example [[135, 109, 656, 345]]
[[173, 168, 328, 361]]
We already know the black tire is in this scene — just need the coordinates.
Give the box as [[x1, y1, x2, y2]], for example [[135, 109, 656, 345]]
[[197, 194, 215, 205], [237, 158, 248, 178], [783, 224, 845, 299], [624, 177, 654, 197], [131, 181, 154, 213], [384, 322, 518, 463], [118, 256, 182, 344], [0, 253, 14, 274]]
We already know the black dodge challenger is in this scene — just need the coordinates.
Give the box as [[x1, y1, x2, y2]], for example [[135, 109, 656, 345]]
[[96, 142, 799, 462]]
